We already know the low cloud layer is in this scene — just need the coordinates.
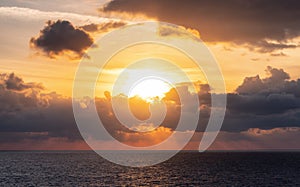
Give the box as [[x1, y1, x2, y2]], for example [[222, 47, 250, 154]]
[[0, 73, 82, 145], [30, 20, 93, 59], [102, 0, 300, 52], [1, 67, 300, 149], [186, 127, 300, 150], [222, 66, 300, 131]]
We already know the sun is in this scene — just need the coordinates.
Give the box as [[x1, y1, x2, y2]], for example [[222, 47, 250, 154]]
[[129, 78, 172, 101]]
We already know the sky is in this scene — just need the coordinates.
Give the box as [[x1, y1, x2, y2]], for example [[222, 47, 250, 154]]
[[0, 0, 300, 150]]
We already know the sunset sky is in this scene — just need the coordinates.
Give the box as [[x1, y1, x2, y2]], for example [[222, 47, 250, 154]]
[[1, 0, 300, 150]]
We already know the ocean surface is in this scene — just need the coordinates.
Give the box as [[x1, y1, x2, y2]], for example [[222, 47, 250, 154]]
[[0, 151, 299, 186]]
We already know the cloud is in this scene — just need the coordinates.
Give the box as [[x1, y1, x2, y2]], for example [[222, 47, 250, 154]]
[[0, 0, 105, 16], [0, 73, 47, 114], [245, 127, 300, 136], [93, 94, 181, 144], [236, 66, 294, 95], [115, 126, 173, 147], [0, 136, 89, 150], [180, 67, 300, 133], [215, 127, 300, 150], [80, 21, 127, 33], [0, 7, 105, 25], [1, 70, 300, 150], [102, 0, 300, 52], [79, 23, 99, 32], [158, 23, 200, 39], [94, 69, 300, 135], [226, 93, 300, 115], [0, 73, 43, 91], [97, 21, 126, 32], [271, 52, 288, 57], [219, 66, 300, 131], [0, 73, 82, 145], [252, 40, 298, 53], [30, 20, 94, 59], [0, 74, 179, 149], [184, 127, 300, 150]]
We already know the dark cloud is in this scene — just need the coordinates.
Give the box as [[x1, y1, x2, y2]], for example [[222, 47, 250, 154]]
[[80, 21, 126, 33], [270, 52, 287, 57], [0, 73, 81, 143], [30, 20, 93, 59], [79, 23, 99, 32], [221, 67, 300, 131], [253, 40, 298, 53], [0, 93, 82, 141], [198, 83, 210, 95], [0, 73, 43, 91], [236, 66, 295, 95], [102, 0, 300, 52], [184, 127, 300, 150], [213, 127, 300, 150], [0, 132, 50, 143], [98, 21, 126, 32], [1, 69, 300, 149], [0, 73, 178, 148], [0, 73, 46, 114], [227, 93, 300, 115], [158, 24, 200, 39], [179, 67, 300, 132]]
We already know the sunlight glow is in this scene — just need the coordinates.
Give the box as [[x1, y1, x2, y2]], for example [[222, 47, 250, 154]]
[[129, 78, 172, 101]]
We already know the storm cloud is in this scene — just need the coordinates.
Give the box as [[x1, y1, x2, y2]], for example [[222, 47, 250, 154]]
[[102, 0, 300, 52]]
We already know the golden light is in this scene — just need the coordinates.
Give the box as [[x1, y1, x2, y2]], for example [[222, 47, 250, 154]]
[[129, 78, 172, 101]]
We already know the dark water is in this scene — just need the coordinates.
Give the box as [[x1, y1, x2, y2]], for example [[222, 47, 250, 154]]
[[0, 151, 299, 186]]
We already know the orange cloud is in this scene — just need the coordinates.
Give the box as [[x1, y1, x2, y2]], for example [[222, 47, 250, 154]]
[[129, 96, 151, 120], [116, 126, 173, 147]]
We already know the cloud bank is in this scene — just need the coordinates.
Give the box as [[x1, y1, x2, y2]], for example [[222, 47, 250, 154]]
[[1, 67, 300, 150], [101, 0, 300, 52]]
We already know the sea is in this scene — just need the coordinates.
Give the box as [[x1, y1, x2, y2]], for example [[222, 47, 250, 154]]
[[0, 151, 299, 186]]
